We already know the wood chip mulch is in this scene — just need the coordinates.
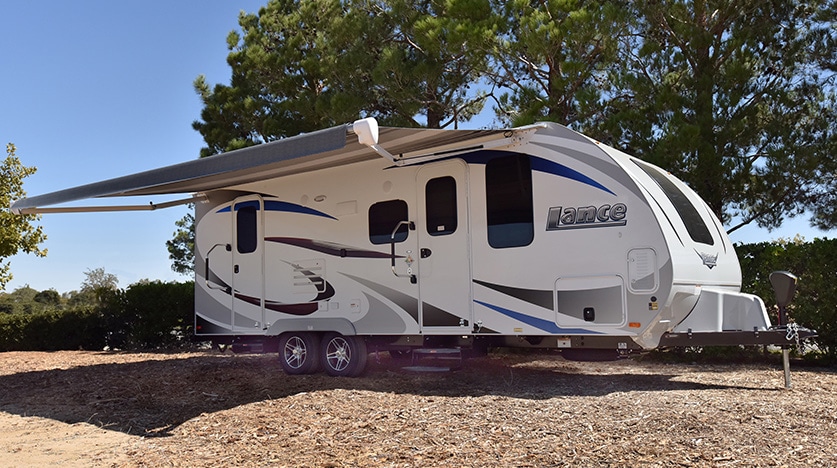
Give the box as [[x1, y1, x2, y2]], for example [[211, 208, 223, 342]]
[[0, 350, 835, 467]]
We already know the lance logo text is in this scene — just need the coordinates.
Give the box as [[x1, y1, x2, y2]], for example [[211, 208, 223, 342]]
[[546, 203, 627, 231]]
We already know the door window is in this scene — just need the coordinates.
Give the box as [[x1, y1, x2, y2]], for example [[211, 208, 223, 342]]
[[236, 203, 258, 254], [425, 176, 457, 236]]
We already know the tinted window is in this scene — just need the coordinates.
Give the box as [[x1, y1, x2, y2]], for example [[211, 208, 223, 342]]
[[236, 203, 258, 254], [369, 199, 409, 244], [426, 176, 457, 236], [633, 160, 714, 245], [486, 153, 534, 248]]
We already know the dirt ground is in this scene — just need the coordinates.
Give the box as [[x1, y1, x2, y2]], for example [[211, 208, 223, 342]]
[[0, 350, 835, 467]]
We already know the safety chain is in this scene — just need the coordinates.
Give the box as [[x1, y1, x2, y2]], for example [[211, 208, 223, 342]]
[[786, 322, 801, 352]]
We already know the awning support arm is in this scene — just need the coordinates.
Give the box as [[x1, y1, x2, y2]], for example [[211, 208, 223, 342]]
[[13, 194, 206, 215]]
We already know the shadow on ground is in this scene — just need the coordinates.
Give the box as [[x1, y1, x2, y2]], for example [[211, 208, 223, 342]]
[[0, 351, 770, 436]]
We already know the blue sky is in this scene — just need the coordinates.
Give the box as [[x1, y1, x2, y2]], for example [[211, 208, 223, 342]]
[[2, 1, 267, 293], [1, 1, 833, 294]]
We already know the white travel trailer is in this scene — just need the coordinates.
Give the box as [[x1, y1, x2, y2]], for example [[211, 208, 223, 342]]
[[12, 118, 812, 376]]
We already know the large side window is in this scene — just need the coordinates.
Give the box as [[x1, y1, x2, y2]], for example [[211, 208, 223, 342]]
[[425, 176, 457, 236], [633, 160, 714, 245], [369, 199, 409, 245], [486, 153, 534, 248], [236, 203, 258, 254]]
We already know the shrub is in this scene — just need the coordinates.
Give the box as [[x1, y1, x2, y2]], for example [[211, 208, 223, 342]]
[[0, 281, 194, 352], [738, 238, 837, 364], [0, 306, 105, 351], [122, 281, 194, 349]]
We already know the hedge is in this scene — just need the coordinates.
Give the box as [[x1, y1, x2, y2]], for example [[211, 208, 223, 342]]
[[0, 281, 194, 352], [737, 238, 837, 363], [0, 307, 105, 351]]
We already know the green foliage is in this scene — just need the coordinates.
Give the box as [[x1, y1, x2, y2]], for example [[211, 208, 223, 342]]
[[166, 208, 195, 276], [33, 289, 61, 306], [490, 0, 630, 128], [0, 285, 61, 315], [193, 0, 376, 156], [192, 0, 496, 158], [122, 280, 195, 349], [0, 142, 47, 290], [70, 267, 120, 308], [369, 0, 493, 128], [737, 237, 837, 363], [0, 280, 195, 352], [81, 266, 119, 292], [0, 307, 105, 352], [602, 0, 836, 231], [4, 285, 37, 303]]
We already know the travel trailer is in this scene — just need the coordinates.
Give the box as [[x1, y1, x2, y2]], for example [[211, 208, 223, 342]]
[[12, 118, 813, 377]]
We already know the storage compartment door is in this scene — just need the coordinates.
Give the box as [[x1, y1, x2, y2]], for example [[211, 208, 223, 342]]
[[555, 275, 626, 327]]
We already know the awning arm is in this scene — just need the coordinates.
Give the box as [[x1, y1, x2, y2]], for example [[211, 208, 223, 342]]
[[12, 194, 205, 215]]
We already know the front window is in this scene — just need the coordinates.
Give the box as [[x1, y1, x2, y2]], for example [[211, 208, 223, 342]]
[[486, 153, 534, 248], [634, 160, 714, 245]]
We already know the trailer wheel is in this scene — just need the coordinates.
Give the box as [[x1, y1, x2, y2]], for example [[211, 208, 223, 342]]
[[279, 332, 320, 375], [321, 333, 367, 377]]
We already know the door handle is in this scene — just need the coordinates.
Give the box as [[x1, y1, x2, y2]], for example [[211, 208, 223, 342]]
[[420, 248, 432, 258], [390, 220, 417, 283], [234, 264, 240, 274]]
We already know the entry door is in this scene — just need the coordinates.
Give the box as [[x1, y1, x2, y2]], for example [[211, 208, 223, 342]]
[[231, 195, 265, 331], [417, 160, 472, 332]]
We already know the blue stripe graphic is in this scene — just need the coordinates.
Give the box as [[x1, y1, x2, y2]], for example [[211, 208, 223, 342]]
[[460, 150, 614, 195], [217, 200, 336, 220], [474, 300, 599, 335], [529, 156, 615, 195]]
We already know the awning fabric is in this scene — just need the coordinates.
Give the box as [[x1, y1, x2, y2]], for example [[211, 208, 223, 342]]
[[11, 122, 509, 213]]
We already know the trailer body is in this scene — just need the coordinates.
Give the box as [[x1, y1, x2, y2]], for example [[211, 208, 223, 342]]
[[12, 119, 807, 375]]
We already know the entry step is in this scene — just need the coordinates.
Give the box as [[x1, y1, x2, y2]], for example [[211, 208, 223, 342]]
[[408, 348, 463, 370]]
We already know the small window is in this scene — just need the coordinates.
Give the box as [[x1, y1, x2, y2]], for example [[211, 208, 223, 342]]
[[426, 176, 457, 236], [236, 203, 258, 254], [633, 160, 714, 245], [486, 153, 534, 248], [369, 199, 409, 245]]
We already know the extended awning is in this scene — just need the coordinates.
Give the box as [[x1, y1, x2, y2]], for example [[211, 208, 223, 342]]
[[11, 118, 516, 214]]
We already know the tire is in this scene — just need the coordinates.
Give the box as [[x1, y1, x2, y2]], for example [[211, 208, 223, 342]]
[[278, 332, 320, 375], [321, 333, 368, 377]]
